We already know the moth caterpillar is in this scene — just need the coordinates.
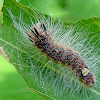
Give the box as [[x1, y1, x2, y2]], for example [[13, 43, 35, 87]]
[[28, 22, 96, 87], [6, 8, 100, 100]]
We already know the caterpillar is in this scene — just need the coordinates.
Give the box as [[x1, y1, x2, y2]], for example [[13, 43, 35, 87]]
[[28, 22, 96, 87], [6, 7, 100, 100]]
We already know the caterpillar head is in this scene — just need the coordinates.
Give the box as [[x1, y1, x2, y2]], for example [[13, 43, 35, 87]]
[[35, 22, 47, 34], [28, 22, 47, 41]]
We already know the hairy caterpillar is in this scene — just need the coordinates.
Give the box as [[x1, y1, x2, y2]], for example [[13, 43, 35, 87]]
[[6, 7, 100, 100], [28, 22, 96, 87]]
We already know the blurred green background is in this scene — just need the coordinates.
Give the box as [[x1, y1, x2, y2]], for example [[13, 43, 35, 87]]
[[0, 0, 100, 100]]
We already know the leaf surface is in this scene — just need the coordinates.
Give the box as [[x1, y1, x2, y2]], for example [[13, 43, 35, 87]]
[[0, 0, 100, 100]]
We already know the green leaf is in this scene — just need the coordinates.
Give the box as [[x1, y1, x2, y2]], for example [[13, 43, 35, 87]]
[[0, 0, 100, 100], [19, 0, 100, 23], [0, 0, 3, 25]]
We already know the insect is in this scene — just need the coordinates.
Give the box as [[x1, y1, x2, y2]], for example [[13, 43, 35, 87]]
[[28, 22, 96, 87]]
